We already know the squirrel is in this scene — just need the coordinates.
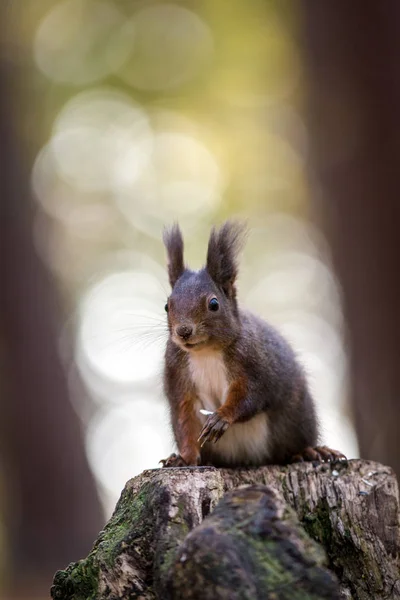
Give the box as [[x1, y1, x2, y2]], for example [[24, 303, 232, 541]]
[[160, 221, 345, 468]]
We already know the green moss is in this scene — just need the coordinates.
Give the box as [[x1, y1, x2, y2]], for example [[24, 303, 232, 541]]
[[51, 558, 99, 600], [155, 496, 192, 583], [235, 532, 332, 600], [157, 544, 178, 582], [302, 497, 385, 596], [96, 482, 150, 568], [51, 482, 152, 600], [303, 499, 333, 548]]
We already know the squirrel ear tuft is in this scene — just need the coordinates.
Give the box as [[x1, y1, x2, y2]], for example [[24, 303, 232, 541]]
[[163, 223, 185, 287], [206, 220, 247, 295]]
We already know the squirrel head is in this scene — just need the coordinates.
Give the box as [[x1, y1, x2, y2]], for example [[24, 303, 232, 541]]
[[163, 221, 247, 352]]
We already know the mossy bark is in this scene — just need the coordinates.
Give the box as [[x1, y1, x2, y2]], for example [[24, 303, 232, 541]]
[[51, 460, 400, 600], [164, 485, 339, 599]]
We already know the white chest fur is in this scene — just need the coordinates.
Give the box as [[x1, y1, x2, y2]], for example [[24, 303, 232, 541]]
[[188, 350, 229, 412], [188, 349, 270, 465]]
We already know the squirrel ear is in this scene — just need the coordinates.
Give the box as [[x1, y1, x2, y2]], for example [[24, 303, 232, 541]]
[[206, 221, 247, 296], [163, 223, 185, 287]]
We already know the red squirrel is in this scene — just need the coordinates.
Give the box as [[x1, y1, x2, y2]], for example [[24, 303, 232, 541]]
[[160, 221, 345, 468]]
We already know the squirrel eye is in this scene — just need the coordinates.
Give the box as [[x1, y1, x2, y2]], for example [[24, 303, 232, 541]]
[[164, 303, 169, 313], [208, 297, 219, 312]]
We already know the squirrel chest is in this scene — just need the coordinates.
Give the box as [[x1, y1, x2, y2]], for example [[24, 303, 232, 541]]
[[188, 350, 270, 465]]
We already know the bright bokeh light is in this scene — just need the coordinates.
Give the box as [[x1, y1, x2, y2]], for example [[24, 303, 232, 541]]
[[32, 144, 117, 233], [51, 89, 152, 192], [116, 4, 213, 91], [78, 270, 166, 384], [115, 131, 224, 237], [34, 0, 128, 85], [86, 398, 172, 512], [278, 314, 348, 431]]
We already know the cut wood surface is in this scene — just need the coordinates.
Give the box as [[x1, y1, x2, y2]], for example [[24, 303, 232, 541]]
[[51, 460, 400, 599]]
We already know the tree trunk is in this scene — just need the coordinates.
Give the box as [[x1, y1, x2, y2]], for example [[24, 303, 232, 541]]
[[299, 0, 400, 480], [51, 460, 400, 599], [0, 6, 104, 596]]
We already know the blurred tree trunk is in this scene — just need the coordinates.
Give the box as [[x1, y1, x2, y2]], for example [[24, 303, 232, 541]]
[[0, 7, 104, 599], [300, 2, 400, 477]]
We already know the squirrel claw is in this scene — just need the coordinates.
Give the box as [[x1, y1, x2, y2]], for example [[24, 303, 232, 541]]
[[314, 445, 347, 462], [198, 413, 229, 446], [291, 446, 347, 464], [159, 453, 188, 468]]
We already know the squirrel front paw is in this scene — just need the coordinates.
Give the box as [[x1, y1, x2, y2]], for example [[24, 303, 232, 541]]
[[198, 412, 229, 446], [159, 451, 200, 467]]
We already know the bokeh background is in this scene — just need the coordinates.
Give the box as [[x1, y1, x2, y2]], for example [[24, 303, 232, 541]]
[[0, 0, 374, 597], [30, 0, 356, 509]]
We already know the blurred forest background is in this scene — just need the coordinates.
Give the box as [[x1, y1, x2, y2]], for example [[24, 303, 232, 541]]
[[5, 0, 398, 597]]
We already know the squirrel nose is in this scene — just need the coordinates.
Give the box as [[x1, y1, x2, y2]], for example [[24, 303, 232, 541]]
[[176, 325, 193, 341]]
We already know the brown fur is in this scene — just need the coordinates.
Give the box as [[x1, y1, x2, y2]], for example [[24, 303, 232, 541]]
[[218, 376, 248, 424], [177, 392, 201, 465]]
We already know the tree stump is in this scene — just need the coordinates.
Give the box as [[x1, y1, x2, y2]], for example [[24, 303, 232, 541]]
[[51, 460, 400, 599]]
